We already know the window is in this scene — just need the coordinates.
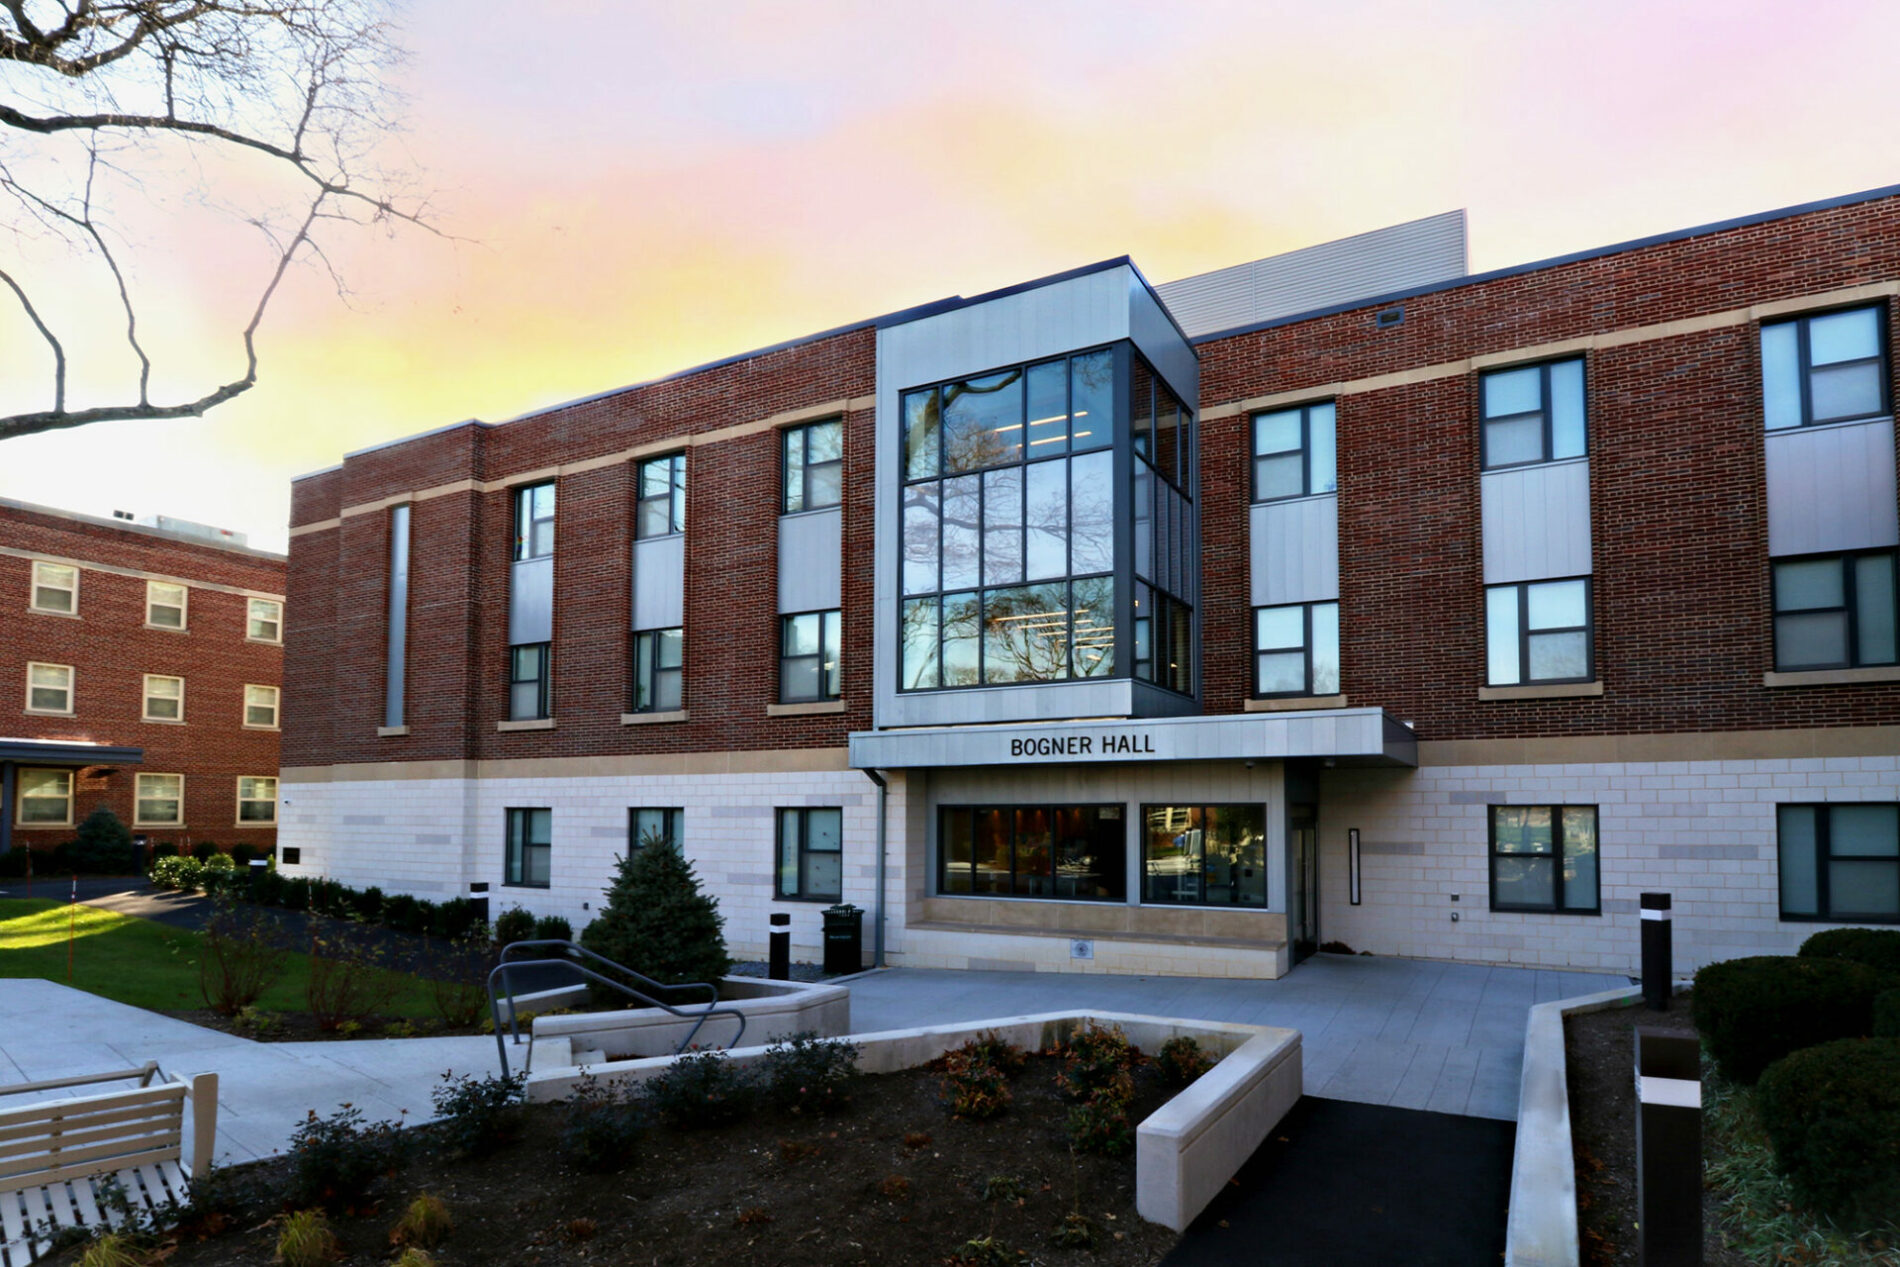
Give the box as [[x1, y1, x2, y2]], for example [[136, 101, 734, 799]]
[[1772, 551, 1897, 670], [1762, 305, 1889, 430], [783, 419, 842, 513], [513, 482, 556, 560], [631, 628, 683, 712], [505, 807, 552, 887], [775, 807, 842, 901], [144, 581, 187, 630], [1489, 805, 1599, 914], [939, 804, 1126, 900], [1254, 603, 1339, 697], [629, 807, 682, 852], [636, 454, 686, 539], [244, 684, 280, 729], [1480, 359, 1586, 468], [16, 769, 72, 826], [25, 662, 73, 715], [135, 773, 184, 826], [1779, 803, 1898, 923], [1486, 577, 1592, 685], [780, 610, 841, 702], [29, 561, 77, 614], [142, 674, 184, 722], [1141, 805, 1267, 906], [509, 644, 551, 720], [237, 777, 278, 824], [1251, 402, 1336, 501], [248, 598, 283, 643]]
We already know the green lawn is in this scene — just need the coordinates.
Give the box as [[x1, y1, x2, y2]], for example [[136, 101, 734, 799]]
[[0, 898, 439, 1018]]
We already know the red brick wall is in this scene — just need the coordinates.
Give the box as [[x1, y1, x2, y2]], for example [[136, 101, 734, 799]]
[[0, 503, 286, 849]]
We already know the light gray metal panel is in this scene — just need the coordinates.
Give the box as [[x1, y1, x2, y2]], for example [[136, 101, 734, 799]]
[[1765, 419, 1900, 556], [384, 505, 410, 728], [879, 267, 1130, 396], [631, 533, 686, 630], [778, 507, 842, 614], [1155, 211, 1468, 338], [1480, 459, 1593, 584], [1251, 495, 1340, 606], [508, 555, 553, 645], [1126, 273, 1199, 405]]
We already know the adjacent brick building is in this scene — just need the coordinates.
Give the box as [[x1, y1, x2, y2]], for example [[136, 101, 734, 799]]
[[1, 500, 286, 858], [280, 186, 1900, 977]]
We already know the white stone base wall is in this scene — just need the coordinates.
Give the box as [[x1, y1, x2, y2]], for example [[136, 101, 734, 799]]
[[1316, 754, 1900, 975], [897, 925, 1289, 978]]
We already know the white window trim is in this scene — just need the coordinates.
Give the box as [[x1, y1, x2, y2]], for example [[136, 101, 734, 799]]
[[234, 776, 277, 828], [134, 773, 185, 828], [242, 683, 280, 731], [247, 597, 284, 645], [28, 560, 79, 616], [145, 580, 189, 632], [15, 767, 73, 828], [142, 674, 185, 723], [23, 661, 74, 716]]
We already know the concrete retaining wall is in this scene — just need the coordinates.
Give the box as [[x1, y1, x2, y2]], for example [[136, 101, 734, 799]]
[[529, 976, 850, 1063]]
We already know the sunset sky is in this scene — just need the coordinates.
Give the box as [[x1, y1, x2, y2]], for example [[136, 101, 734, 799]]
[[0, 0, 1895, 552]]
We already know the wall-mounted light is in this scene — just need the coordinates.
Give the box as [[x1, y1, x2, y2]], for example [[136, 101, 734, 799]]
[[1348, 829, 1362, 906]]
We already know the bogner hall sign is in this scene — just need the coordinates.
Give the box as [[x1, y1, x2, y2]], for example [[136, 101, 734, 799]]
[[1009, 732, 1158, 758]]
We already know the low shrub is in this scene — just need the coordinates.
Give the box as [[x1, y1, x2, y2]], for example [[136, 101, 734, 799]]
[[275, 1209, 341, 1267], [938, 1043, 1012, 1121], [1755, 1037, 1900, 1225], [190, 841, 218, 862], [1877, 989, 1900, 1038], [1051, 1212, 1103, 1250], [307, 878, 350, 919], [1798, 927, 1900, 978], [431, 897, 484, 941], [1066, 1096, 1135, 1156], [429, 1071, 526, 1159], [1155, 1035, 1217, 1088], [1693, 955, 1886, 1082], [198, 899, 288, 1015], [494, 907, 536, 948], [392, 1250, 437, 1267], [284, 1104, 405, 1210], [644, 1049, 756, 1129], [534, 914, 572, 943], [382, 893, 421, 933], [961, 1033, 1028, 1075], [1057, 1021, 1138, 1104], [228, 843, 258, 868], [389, 1193, 452, 1248], [305, 925, 404, 1031], [76, 1231, 151, 1267], [149, 841, 178, 861], [246, 867, 285, 907], [428, 934, 497, 1028], [278, 876, 311, 911], [150, 855, 203, 890], [560, 1074, 642, 1172], [0, 847, 30, 878], [70, 807, 135, 874], [199, 852, 239, 896], [760, 1032, 861, 1115], [351, 886, 386, 923]]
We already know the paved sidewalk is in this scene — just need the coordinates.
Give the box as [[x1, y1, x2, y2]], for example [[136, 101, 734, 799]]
[[844, 955, 1622, 1120], [0, 979, 500, 1165]]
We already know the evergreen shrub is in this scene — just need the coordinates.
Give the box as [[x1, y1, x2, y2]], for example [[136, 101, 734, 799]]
[[1756, 1037, 1900, 1225], [579, 841, 730, 1002], [1798, 926, 1900, 978], [1693, 955, 1885, 1082]]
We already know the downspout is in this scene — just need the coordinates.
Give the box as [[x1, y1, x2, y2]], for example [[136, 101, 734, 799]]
[[862, 768, 888, 968]]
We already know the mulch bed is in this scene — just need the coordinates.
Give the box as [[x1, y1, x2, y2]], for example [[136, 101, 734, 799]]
[[68, 1055, 1181, 1267], [1565, 996, 1748, 1267], [162, 1008, 488, 1042]]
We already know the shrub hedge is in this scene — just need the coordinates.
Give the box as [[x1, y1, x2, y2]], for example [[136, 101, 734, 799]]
[[1798, 926, 1900, 978], [1756, 1037, 1900, 1225], [1876, 989, 1900, 1039], [1693, 955, 1887, 1083], [147, 855, 491, 947]]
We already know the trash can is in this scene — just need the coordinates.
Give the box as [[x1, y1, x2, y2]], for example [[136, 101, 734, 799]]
[[822, 903, 864, 976]]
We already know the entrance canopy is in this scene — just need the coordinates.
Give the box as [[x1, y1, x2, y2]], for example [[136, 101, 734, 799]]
[[0, 738, 143, 855], [849, 708, 1416, 770]]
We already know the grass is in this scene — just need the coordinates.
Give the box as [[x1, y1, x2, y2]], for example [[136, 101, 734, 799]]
[[0, 898, 439, 1019]]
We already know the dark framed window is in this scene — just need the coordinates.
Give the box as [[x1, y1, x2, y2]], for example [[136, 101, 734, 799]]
[[1772, 550, 1897, 671], [631, 628, 683, 711], [1485, 577, 1592, 685], [939, 804, 1125, 900], [1762, 305, 1890, 431], [1480, 358, 1586, 469], [776, 807, 842, 901], [636, 453, 686, 539], [1489, 805, 1599, 914], [513, 482, 555, 561], [505, 807, 551, 888], [1779, 803, 1899, 923], [1140, 805, 1267, 906], [1251, 402, 1336, 501], [509, 643, 551, 720], [780, 609, 840, 702], [628, 807, 682, 853], [783, 419, 842, 513], [1254, 602, 1340, 697]]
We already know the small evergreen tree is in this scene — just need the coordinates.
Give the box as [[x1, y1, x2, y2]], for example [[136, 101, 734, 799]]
[[70, 805, 135, 873], [580, 835, 731, 1004]]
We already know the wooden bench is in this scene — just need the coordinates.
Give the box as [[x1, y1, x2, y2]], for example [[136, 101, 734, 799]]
[[0, 1063, 217, 1265]]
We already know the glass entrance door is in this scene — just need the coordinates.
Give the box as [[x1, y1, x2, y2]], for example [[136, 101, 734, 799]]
[[1288, 807, 1318, 962]]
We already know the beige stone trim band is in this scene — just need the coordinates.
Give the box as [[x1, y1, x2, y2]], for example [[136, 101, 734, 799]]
[[0, 546, 286, 603], [496, 718, 556, 732], [1245, 694, 1347, 712], [1477, 681, 1605, 702], [1419, 724, 1900, 767], [767, 700, 848, 717], [281, 746, 854, 783], [621, 709, 688, 725], [1201, 280, 1900, 419], [1763, 666, 1900, 688]]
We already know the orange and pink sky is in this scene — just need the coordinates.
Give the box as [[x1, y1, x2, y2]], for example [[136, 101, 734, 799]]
[[0, 0, 1894, 551]]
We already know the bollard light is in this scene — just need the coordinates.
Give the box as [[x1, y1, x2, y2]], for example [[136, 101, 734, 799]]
[[1640, 891, 1672, 1011], [768, 911, 791, 981], [1635, 1027, 1702, 1265]]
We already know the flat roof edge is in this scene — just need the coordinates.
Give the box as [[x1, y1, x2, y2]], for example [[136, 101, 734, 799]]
[[0, 498, 285, 561]]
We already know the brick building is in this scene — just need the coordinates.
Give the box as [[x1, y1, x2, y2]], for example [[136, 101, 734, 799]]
[[280, 185, 1900, 977], [1, 500, 286, 858]]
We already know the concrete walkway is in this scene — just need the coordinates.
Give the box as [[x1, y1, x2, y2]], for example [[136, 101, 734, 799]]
[[844, 955, 1623, 1120]]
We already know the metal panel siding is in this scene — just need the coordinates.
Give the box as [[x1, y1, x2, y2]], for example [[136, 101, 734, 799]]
[[507, 556, 553, 645], [878, 267, 1130, 395], [383, 505, 410, 728], [1764, 419, 1900, 556], [1155, 211, 1468, 338], [1480, 459, 1593, 584], [631, 534, 686, 630], [1251, 495, 1340, 606], [778, 507, 842, 614], [1126, 274, 1199, 404]]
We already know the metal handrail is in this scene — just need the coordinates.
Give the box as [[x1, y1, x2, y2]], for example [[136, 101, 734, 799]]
[[485, 939, 745, 1077]]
